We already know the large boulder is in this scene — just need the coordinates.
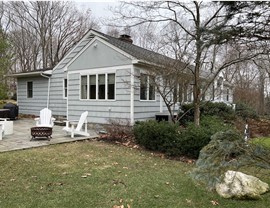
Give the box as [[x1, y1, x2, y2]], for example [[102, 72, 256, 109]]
[[216, 170, 269, 199]]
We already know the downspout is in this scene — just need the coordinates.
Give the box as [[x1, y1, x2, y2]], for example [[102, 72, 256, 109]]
[[40, 72, 51, 109]]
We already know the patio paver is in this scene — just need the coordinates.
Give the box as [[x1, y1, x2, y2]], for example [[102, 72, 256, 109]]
[[0, 119, 99, 152]]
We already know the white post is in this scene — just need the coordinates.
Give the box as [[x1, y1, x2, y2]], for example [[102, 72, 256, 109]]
[[130, 66, 135, 125]]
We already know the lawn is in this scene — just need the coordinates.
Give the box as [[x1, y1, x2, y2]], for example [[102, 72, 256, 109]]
[[252, 137, 270, 149], [0, 140, 269, 208]]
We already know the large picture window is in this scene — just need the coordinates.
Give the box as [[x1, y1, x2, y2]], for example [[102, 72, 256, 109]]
[[140, 73, 155, 100], [27, 81, 33, 98], [80, 73, 115, 100]]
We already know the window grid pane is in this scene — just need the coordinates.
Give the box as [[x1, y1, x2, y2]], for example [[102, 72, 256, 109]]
[[107, 74, 115, 100], [89, 75, 96, 99], [27, 82, 33, 98], [81, 76, 88, 99], [98, 74, 105, 99], [140, 74, 147, 100], [149, 76, 155, 100]]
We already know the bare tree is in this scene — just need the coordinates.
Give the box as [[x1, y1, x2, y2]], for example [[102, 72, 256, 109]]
[[4, 1, 99, 72], [110, 1, 265, 126]]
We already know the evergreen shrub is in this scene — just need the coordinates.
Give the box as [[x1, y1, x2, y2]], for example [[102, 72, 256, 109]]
[[177, 116, 232, 158], [133, 120, 180, 152], [179, 102, 235, 125], [235, 102, 258, 119], [133, 116, 232, 158]]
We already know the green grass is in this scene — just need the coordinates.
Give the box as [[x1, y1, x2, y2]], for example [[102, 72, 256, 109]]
[[252, 137, 270, 149], [0, 140, 269, 208]]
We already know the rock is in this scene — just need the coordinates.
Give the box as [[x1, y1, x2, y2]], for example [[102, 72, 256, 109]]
[[215, 170, 269, 199]]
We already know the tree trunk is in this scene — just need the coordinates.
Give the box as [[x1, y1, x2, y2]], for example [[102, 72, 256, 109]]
[[193, 1, 202, 127], [194, 101, 200, 126], [258, 69, 265, 115]]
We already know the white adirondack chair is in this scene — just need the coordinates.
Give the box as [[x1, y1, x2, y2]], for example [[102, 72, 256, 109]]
[[0, 118, 14, 137], [63, 111, 90, 138], [35, 108, 55, 127]]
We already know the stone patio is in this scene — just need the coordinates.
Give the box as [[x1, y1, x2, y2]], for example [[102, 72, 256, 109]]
[[0, 119, 99, 152]]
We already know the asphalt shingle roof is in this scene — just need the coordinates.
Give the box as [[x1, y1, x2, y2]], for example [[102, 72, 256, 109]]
[[92, 29, 181, 68]]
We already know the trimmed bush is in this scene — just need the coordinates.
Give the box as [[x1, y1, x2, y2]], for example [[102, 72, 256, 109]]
[[133, 116, 233, 158], [133, 120, 180, 152]]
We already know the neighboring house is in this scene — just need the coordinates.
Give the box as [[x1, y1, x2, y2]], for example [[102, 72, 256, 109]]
[[11, 29, 233, 124]]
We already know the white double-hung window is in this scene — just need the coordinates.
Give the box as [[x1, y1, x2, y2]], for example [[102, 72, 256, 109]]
[[80, 73, 115, 100]]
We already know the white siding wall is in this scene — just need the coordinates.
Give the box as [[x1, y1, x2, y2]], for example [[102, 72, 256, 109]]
[[49, 67, 67, 116], [17, 76, 49, 115]]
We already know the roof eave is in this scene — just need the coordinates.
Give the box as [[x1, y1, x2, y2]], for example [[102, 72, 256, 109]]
[[7, 70, 52, 78]]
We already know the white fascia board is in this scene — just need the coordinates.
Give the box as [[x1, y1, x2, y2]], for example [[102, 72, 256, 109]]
[[42, 70, 53, 75], [66, 36, 137, 69], [134, 59, 164, 69], [68, 64, 133, 75]]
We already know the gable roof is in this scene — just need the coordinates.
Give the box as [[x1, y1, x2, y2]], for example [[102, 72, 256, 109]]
[[53, 29, 184, 72]]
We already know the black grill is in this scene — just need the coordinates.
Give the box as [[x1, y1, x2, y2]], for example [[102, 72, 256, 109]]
[[3, 103, 19, 120]]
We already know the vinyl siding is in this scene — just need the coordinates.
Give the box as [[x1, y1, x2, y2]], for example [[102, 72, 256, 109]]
[[48, 67, 67, 116], [68, 40, 131, 71], [17, 77, 49, 115]]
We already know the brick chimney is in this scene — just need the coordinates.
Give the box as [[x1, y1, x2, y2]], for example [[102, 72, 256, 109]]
[[119, 34, 133, 44]]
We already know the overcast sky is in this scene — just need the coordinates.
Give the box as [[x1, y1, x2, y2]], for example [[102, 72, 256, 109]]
[[75, 1, 119, 18]]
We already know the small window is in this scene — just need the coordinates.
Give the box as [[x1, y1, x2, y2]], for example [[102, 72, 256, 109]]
[[89, 75, 96, 99], [81, 76, 88, 99], [107, 74, 115, 100], [64, 79, 67, 98], [27, 81, 33, 98]]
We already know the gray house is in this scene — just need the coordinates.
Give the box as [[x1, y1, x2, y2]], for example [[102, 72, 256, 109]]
[[12, 29, 233, 124]]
